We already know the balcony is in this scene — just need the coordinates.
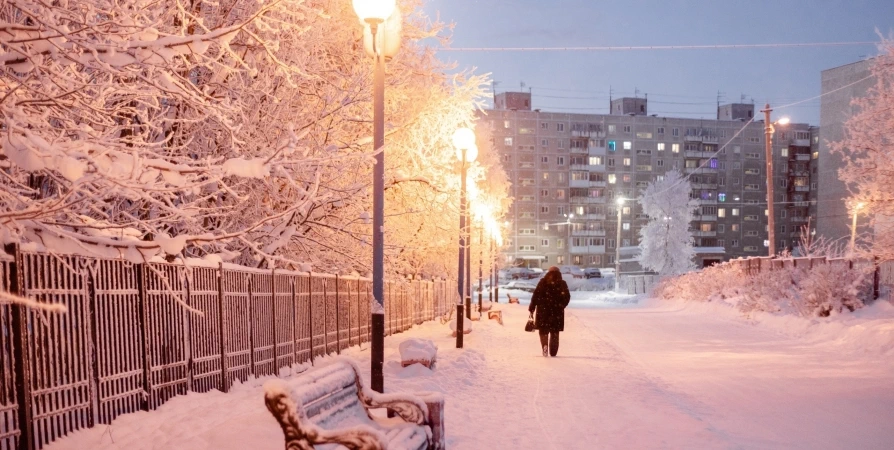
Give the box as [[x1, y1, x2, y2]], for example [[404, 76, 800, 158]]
[[581, 213, 606, 220], [570, 147, 589, 154], [696, 199, 717, 205], [570, 245, 606, 254], [589, 180, 607, 188], [694, 214, 717, 221], [793, 154, 811, 161], [570, 179, 589, 188], [571, 130, 606, 138], [792, 186, 810, 192], [790, 217, 809, 223], [570, 196, 607, 204], [788, 170, 809, 177], [570, 164, 588, 171], [703, 136, 719, 143], [684, 135, 703, 142], [694, 230, 717, 237], [571, 229, 607, 237], [683, 150, 716, 158], [793, 138, 810, 147], [588, 146, 606, 156], [691, 183, 718, 190], [684, 167, 718, 174]]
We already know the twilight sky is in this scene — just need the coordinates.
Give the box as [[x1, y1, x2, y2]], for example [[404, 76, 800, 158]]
[[422, 0, 894, 125]]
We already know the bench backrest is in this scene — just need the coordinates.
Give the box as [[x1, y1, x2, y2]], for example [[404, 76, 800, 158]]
[[292, 362, 371, 429]]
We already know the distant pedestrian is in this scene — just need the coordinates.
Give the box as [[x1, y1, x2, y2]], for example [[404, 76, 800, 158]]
[[528, 266, 570, 357]]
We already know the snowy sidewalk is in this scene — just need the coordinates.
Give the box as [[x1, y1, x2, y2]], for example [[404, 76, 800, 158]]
[[45, 295, 894, 449]]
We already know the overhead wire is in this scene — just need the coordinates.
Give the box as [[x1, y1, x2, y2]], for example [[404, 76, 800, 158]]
[[439, 41, 877, 52]]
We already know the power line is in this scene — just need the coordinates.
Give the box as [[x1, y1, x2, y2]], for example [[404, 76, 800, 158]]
[[439, 41, 876, 52]]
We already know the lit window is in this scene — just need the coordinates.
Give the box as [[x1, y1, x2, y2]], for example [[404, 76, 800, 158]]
[[732, 208, 740, 216], [622, 223, 630, 230], [608, 140, 616, 151], [623, 141, 632, 150], [672, 144, 680, 153], [657, 143, 665, 151], [718, 193, 726, 202], [503, 120, 511, 128], [623, 158, 631, 166], [504, 137, 513, 146], [608, 174, 617, 184], [718, 208, 726, 218]]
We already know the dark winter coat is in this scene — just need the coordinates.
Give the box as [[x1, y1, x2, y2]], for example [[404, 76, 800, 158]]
[[528, 277, 571, 332]]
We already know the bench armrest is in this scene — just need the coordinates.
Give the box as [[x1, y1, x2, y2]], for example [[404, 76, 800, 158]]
[[357, 388, 429, 425], [264, 381, 388, 450]]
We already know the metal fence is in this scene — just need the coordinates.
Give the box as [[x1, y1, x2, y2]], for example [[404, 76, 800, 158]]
[[0, 248, 452, 450]]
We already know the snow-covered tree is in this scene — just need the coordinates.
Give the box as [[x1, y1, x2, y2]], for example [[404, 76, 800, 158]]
[[0, 0, 507, 277], [832, 36, 894, 262], [637, 169, 698, 275]]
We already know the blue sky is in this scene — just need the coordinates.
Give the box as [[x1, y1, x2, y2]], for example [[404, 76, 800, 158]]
[[422, 0, 894, 125]]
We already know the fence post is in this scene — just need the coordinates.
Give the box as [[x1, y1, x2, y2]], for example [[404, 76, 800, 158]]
[[271, 268, 278, 372], [308, 274, 314, 365], [335, 275, 340, 355], [873, 256, 880, 301], [85, 265, 100, 427], [183, 268, 194, 392], [6, 244, 33, 450], [291, 277, 298, 368], [135, 263, 152, 410], [248, 275, 255, 376], [217, 264, 229, 393]]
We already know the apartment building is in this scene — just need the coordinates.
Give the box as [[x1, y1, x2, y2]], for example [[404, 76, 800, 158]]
[[818, 59, 874, 245], [480, 92, 819, 270]]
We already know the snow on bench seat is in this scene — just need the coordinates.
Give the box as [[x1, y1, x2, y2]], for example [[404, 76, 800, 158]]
[[264, 359, 444, 449]]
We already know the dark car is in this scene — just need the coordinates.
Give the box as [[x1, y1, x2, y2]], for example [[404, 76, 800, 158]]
[[584, 268, 602, 279]]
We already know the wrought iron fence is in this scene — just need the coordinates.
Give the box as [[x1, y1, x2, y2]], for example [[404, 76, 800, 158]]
[[0, 248, 451, 450]]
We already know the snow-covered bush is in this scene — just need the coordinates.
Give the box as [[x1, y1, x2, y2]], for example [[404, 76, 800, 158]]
[[653, 259, 872, 317]]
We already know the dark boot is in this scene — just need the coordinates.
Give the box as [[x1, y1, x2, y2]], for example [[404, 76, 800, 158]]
[[549, 332, 560, 357]]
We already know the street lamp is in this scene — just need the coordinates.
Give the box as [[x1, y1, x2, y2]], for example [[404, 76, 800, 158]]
[[352, 0, 400, 395], [850, 201, 865, 254], [760, 104, 790, 258], [615, 197, 625, 291], [453, 128, 477, 349]]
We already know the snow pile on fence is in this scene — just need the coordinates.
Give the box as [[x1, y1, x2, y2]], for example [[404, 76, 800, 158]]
[[653, 259, 873, 317]]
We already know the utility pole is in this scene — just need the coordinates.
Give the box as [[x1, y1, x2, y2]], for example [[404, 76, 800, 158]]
[[761, 104, 776, 257]]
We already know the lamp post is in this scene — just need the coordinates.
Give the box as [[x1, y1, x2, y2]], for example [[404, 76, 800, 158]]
[[615, 197, 625, 291], [453, 128, 477, 348], [850, 202, 865, 254], [760, 104, 789, 258], [352, 0, 400, 394]]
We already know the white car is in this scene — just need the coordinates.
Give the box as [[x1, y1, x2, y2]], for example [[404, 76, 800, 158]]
[[500, 280, 536, 292]]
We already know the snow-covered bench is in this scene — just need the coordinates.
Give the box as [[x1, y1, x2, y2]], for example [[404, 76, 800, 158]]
[[264, 359, 445, 449]]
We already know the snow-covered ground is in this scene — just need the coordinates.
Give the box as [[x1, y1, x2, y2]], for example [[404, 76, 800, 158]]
[[46, 291, 894, 450]]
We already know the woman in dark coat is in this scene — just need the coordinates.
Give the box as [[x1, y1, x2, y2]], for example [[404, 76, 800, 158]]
[[528, 266, 571, 357]]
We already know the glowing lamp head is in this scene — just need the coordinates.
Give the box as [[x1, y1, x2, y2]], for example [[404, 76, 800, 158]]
[[352, 0, 396, 23], [452, 127, 476, 150], [856, 202, 866, 210], [776, 117, 790, 126], [616, 197, 626, 205]]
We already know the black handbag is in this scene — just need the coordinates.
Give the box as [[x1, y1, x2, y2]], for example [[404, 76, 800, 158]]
[[524, 313, 535, 332]]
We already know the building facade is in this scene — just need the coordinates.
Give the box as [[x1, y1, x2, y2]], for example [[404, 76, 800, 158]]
[[817, 59, 874, 246], [481, 92, 819, 270]]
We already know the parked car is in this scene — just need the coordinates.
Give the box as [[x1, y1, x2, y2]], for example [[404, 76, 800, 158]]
[[557, 265, 585, 279], [499, 280, 536, 292], [584, 268, 602, 279], [599, 268, 615, 277], [507, 267, 539, 280]]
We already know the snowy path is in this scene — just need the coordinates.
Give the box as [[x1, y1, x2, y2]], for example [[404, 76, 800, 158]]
[[45, 295, 894, 450], [583, 302, 894, 449]]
